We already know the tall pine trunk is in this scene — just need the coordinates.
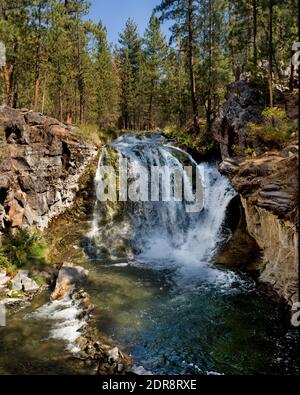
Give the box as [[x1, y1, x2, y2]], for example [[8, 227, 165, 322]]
[[207, 0, 213, 133], [2, 64, 11, 106], [188, 0, 199, 133], [59, 89, 63, 122], [268, 0, 274, 107], [33, 79, 39, 111], [77, 22, 85, 124], [5, 41, 18, 107], [41, 79, 46, 113], [33, 4, 42, 112], [253, 0, 257, 66], [148, 79, 155, 130]]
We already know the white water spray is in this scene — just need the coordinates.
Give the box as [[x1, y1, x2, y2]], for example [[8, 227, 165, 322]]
[[91, 134, 239, 286]]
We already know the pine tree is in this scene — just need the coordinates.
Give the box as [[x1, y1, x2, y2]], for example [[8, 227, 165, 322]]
[[197, 0, 230, 132], [118, 18, 142, 129], [91, 22, 120, 129], [142, 12, 167, 129], [156, 0, 200, 133], [0, 0, 33, 107]]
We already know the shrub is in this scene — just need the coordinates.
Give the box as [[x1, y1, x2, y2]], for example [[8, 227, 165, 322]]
[[75, 124, 102, 147], [247, 107, 291, 146], [289, 119, 299, 136], [33, 274, 46, 287], [0, 127, 7, 162], [3, 229, 47, 269], [244, 147, 256, 157], [0, 245, 17, 276], [164, 125, 204, 150], [0, 245, 10, 269]]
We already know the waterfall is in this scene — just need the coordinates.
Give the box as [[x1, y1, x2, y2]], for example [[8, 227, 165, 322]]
[[89, 133, 237, 285]]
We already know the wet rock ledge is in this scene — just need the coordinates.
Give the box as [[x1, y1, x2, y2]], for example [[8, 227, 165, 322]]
[[0, 106, 98, 232]]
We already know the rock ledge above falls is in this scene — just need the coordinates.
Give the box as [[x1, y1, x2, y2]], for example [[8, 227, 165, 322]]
[[0, 107, 98, 232]]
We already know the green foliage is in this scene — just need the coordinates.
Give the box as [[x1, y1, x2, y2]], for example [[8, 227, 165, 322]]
[[33, 274, 46, 287], [117, 18, 143, 130], [244, 147, 256, 157], [75, 124, 102, 147], [8, 290, 24, 298], [0, 0, 298, 137], [165, 126, 204, 150], [289, 120, 299, 136], [248, 107, 291, 145], [141, 12, 168, 129], [0, 127, 7, 162], [2, 230, 47, 269], [0, 245, 10, 269], [231, 144, 239, 156], [91, 22, 120, 129]]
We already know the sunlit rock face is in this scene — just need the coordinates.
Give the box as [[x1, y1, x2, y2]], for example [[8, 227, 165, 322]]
[[242, 198, 298, 305], [0, 107, 98, 232], [220, 151, 298, 305]]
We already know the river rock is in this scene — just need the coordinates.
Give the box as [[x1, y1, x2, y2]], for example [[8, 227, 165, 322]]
[[280, 145, 298, 158], [0, 271, 10, 288], [0, 297, 30, 312], [0, 106, 98, 232], [0, 298, 23, 306], [51, 262, 89, 300], [11, 270, 40, 292], [107, 347, 120, 364], [218, 158, 240, 175]]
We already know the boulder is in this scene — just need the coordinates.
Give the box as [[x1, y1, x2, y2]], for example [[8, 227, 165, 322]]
[[0, 298, 22, 306], [108, 347, 120, 364], [11, 270, 40, 292], [0, 271, 10, 288], [213, 81, 263, 159], [218, 158, 240, 175], [51, 262, 89, 300]]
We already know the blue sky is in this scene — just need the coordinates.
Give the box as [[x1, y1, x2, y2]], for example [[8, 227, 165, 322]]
[[88, 0, 171, 45]]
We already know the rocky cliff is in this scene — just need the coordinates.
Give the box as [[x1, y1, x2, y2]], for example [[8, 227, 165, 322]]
[[214, 82, 299, 305], [220, 153, 298, 305], [0, 107, 98, 232]]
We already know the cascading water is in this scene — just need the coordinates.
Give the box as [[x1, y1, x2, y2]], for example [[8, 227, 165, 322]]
[[90, 133, 239, 286], [0, 133, 297, 375], [84, 134, 298, 375]]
